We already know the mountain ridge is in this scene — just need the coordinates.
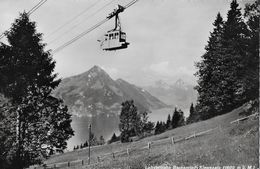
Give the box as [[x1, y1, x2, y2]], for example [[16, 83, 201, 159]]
[[54, 65, 168, 117], [53, 65, 169, 148], [144, 79, 197, 110]]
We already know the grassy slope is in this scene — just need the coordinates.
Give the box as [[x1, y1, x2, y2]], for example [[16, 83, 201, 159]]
[[42, 105, 259, 168]]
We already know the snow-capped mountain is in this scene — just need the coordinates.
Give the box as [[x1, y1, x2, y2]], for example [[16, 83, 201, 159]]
[[144, 79, 197, 110]]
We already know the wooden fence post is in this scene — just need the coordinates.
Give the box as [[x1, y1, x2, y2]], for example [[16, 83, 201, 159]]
[[97, 156, 100, 162], [127, 148, 129, 156], [171, 137, 175, 145], [148, 142, 151, 149], [82, 160, 84, 165], [53, 164, 56, 168], [112, 152, 115, 159], [68, 161, 70, 167]]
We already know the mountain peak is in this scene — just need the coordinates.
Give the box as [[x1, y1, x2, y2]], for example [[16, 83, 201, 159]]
[[90, 65, 103, 72], [116, 78, 126, 83], [154, 80, 171, 89], [175, 78, 185, 86], [85, 65, 111, 78]]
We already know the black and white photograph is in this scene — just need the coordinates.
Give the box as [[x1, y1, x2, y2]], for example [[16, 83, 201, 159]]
[[0, 0, 259, 169]]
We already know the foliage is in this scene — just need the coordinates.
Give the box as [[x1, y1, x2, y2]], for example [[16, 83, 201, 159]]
[[195, 12, 225, 119], [0, 95, 16, 168], [74, 133, 105, 151], [108, 133, 120, 144], [143, 121, 155, 134], [171, 108, 185, 129], [0, 12, 73, 169], [89, 131, 98, 146], [139, 111, 154, 135], [195, 0, 259, 120], [166, 114, 171, 129], [242, 0, 259, 101], [99, 136, 105, 145], [154, 108, 185, 135], [119, 100, 154, 142], [154, 121, 166, 135], [186, 103, 200, 124], [119, 100, 139, 142]]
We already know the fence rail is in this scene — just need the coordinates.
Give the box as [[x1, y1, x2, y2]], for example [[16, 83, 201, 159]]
[[33, 113, 259, 169], [230, 113, 259, 124]]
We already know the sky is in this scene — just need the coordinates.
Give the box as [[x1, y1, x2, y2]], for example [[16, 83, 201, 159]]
[[0, 0, 254, 86]]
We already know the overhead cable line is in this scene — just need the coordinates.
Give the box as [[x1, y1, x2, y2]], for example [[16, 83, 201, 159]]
[[28, 0, 47, 16], [53, 18, 109, 53], [48, 0, 115, 45], [0, 0, 47, 40], [125, 0, 139, 8], [46, 0, 102, 39], [52, 0, 139, 54]]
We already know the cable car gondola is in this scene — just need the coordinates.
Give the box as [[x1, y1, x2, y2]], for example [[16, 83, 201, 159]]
[[99, 5, 129, 51]]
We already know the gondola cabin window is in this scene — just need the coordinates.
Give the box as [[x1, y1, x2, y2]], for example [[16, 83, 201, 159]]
[[100, 30, 129, 51]]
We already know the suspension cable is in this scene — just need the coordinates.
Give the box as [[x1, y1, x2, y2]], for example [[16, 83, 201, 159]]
[[52, 0, 139, 54], [46, 0, 102, 39], [0, 0, 48, 40], [53, 18, 109, 53], [48, 0, 115, 45], [28, 0, 47, 16]]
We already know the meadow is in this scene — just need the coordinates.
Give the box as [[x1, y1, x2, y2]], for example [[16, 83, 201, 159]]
[[32, 104, 259, 169]]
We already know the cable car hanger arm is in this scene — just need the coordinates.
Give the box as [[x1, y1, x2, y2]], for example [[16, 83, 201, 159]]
[[106, 5, 125, 19]]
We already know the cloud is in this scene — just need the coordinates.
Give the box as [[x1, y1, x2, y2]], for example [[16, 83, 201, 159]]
[[148, 61, 170, 75], [145, 61, 194, 76], [139, 61, 197, 85], [175, 66, 195, 76]]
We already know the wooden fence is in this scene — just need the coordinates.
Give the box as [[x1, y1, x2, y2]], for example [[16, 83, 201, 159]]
[[230, 113, 258, 124], [32, 113, 259, 169]]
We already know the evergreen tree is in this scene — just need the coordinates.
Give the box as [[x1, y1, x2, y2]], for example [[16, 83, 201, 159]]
[[166, 114, 171, 129], [195, 0, 256, 119], [186, 103, 199, 124], [111, 133, 117, 141], [108, 133, 119, 144], [171, 108, 185, 128], [218, 0, 250, 112], [99, 135, 105, 145], [242, 0, 259, 101], [119, 100, 140, 142], [189, 103, 194, 117], [0, 95, 15, 168], [195, 12, 224, 119], [89, 131, 98, 146], [177, 109, 185, 126], [143, 121, 154, 134], [171, 108, 178, 128], [154, 121, 160, 135], [161, 121, 166, 132], [0, 12, 73, 169], [83, 140, 88, 148]]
